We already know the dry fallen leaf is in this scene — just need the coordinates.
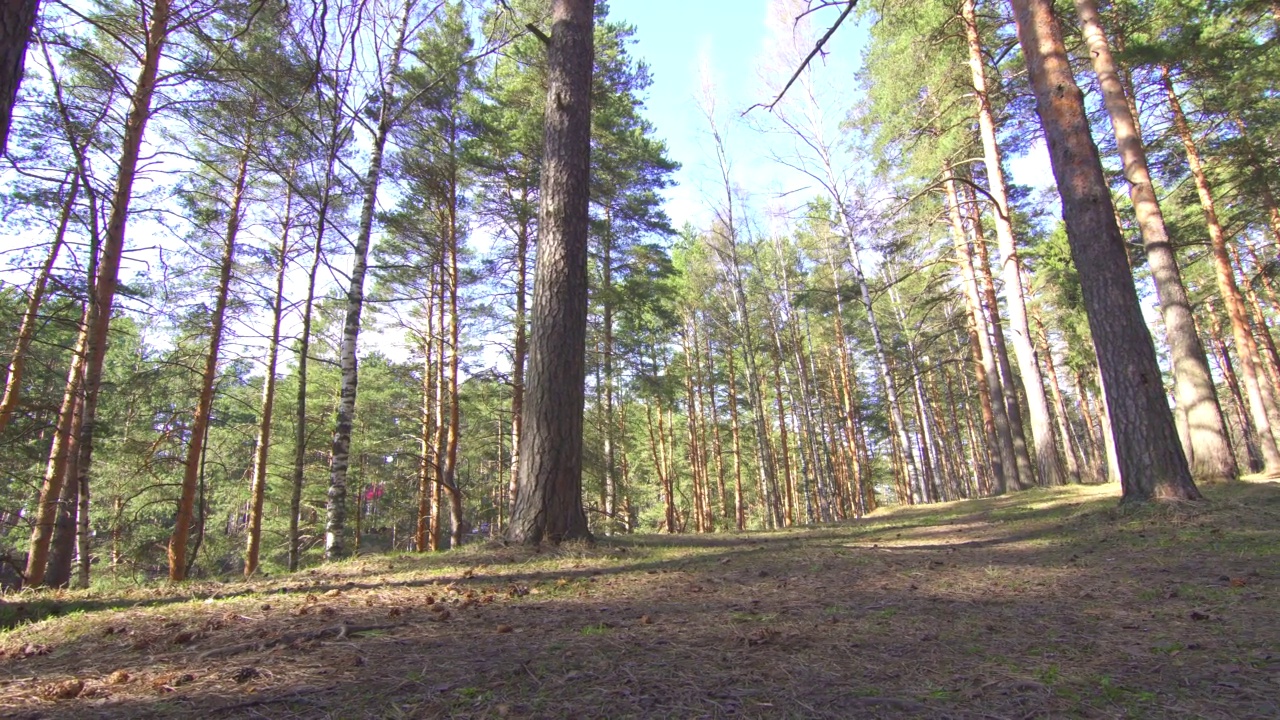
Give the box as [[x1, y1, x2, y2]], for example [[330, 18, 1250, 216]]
[[496, 624, 514, 633], [41, 679, 84, 700]]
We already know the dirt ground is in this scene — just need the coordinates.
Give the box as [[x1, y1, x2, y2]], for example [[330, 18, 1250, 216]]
[[1, 480, 1277, 719]]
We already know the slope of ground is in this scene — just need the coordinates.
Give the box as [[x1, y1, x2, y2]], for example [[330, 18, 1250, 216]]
[[1, 480, 1278, 719]]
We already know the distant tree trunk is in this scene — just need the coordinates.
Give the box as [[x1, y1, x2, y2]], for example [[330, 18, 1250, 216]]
[[1008, 0, 1198, 501], [1163, 65, 1280, 474], [442, 158, 465, 549], [0, 0, 38, 153], [825, 251, 867, 512], [245, 187, 293, 578], [1035, 316, 1082, 484], [170, 137, 251, 582], [67, 0, 170, 583], [703, 329, 729, 523], [726, 345, 746, 530], [325, 0, 413, 559], [506, 0, 594, 545], [0, 173, 76, 435], [960, 0, 1063, 487], [416, 276, 436, 552], [1205, 297, 1262, 472], [507, 208, 530, 528], [848, 244, 918, 503], [964, 185, 1033, 489], [1075, 0, 1236, 483], [289, 147, 338, 573], [945, 172, 1013, 494]]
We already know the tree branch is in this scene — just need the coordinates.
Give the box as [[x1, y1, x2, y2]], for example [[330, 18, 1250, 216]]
[[745, 1, 860, 114]]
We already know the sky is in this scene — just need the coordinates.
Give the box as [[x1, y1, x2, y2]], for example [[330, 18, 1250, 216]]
[[604, 0, 1055, 231]]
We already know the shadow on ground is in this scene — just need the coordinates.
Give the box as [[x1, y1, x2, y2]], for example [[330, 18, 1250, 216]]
[[2, 481, 1278, 719]]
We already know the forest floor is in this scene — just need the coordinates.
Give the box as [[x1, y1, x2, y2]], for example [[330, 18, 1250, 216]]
[[1, 480, 1278, 719]]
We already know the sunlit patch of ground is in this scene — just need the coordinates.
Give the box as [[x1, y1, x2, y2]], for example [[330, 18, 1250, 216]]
[[2, 480, 1277, 719]]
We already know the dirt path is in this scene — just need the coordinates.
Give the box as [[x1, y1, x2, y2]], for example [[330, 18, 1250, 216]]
[[2, 481, 1278, 719]]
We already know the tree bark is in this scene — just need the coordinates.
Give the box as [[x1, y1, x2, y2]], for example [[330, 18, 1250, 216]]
[[965, 184, 1034, 489], [1074, 0, 1236, 482], [170, 137, 251, 581], [1162, 65, 1280, 474], [945, 172, 1015, 494], [245, 185, 293, 577], [0, 0, 38, 153], [1008, 0, 1198, 501], [23, 305, 87, 587], [1035, 316, 1082, 484], [961, 0, 1064, 487], [506, 0, 594, 545], [0, 173, 77, 435], [67, 0, 171, 583], [325, 0, 413, 559]]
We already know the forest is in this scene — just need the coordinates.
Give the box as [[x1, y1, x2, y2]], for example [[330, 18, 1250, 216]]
[[0, 0, 1277, 590]]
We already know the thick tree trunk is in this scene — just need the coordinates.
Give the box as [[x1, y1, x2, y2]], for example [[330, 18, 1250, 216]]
[[68, 0, 170, 582], [245, 188, 293, 577], [1075, 0, 1236, 482], [961, 0, 1064, 487], [0, 0, 38, 153], [506, 0, 594, 544], [325, 0, 413, 559], [170, 139, 250, 581], [1008, 0, 1198, 501], [0, 173, 77, 435], [1163, 65, 1280, 473]]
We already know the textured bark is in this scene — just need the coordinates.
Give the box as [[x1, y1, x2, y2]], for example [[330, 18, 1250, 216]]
[[170, 139, 250, 582], [245, 189, 293, 578], [1074, 0, 1236, 482], [326, 0, 413, 559], [1163, 65, 1280, 473], [506, 0, 594, 545], [961, 0, 1063, 487], [1009, 0, 1198, 501], [0, 174, 76, 435], [0, 0, 37, 153], [69, 0, 170, 584]]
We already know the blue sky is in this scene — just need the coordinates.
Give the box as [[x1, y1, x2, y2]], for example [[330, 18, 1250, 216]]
[[604, 0, 1053, 229], [606, 0, 871, 227]]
